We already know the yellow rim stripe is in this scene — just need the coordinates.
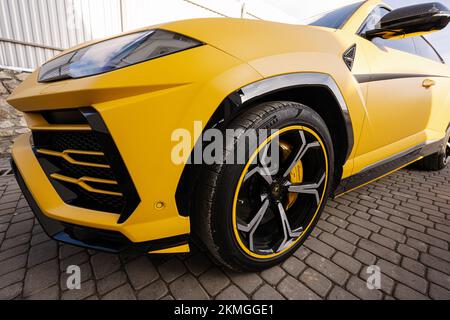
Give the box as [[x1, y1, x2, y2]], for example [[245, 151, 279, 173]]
[[37, 149, 110, 169], [50, 173, 123, 197], [232, 126, 329, 260]]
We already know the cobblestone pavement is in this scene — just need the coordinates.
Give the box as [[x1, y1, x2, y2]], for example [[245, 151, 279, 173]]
[[0, 158, 449, 300]]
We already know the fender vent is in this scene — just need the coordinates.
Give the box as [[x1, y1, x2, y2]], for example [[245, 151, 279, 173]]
[[343, 44, 357, 71]]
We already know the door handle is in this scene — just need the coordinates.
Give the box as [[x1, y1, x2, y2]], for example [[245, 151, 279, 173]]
[[422, 79, 436, 88]]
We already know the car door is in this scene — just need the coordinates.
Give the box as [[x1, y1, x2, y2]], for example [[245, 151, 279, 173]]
[[353, 6, 441, 172]]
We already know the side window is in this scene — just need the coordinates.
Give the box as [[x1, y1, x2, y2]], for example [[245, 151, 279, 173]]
[[360, 6, 416, 56], [413, 37, 443, 63], [373, 38, 416, 55]]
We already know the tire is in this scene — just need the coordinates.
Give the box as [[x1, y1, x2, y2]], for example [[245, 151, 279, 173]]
[[193, 101, 334, 271], [414, 127, 450, 171]]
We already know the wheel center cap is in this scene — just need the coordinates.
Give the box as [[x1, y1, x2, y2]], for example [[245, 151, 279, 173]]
[[271, 183, 282, 198]]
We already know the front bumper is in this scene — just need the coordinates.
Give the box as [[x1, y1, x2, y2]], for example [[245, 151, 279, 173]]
[[11, 132, 191, 254], [12, 157, 189, 254]]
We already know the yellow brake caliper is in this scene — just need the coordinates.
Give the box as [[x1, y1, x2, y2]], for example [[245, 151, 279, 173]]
[[280, 141, 304, 210]]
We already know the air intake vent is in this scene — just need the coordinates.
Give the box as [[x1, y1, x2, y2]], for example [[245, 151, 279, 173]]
[[32, 108, 140, 223], [343, 44, 357, 71]]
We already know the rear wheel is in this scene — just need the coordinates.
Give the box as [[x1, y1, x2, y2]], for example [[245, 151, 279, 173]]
[[415, 128, 450, 171], [193, 101, 334, 271]]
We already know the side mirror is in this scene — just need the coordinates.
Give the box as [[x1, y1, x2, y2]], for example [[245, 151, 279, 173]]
[[366, 2, 450, 40]]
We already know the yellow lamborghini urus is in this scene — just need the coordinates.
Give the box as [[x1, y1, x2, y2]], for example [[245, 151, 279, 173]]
[[7, 0, 450, 271]]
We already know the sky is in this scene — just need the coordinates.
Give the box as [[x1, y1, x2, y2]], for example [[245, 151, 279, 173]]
[[264, 0, 450, 63]]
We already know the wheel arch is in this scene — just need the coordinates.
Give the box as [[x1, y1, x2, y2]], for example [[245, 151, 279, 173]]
[[176, 73, 354, 217]]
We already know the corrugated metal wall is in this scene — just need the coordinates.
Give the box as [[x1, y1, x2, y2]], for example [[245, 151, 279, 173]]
[[0, 0, 290, 71]]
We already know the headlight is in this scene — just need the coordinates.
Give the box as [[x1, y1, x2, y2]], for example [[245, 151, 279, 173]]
[[38, 29, 203, 82]]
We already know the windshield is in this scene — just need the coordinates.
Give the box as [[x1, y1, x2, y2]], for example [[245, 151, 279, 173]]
[[304, 1, 364, 29]]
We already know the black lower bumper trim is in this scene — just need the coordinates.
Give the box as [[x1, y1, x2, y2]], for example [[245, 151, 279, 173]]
[[11, 159, 188, 254]]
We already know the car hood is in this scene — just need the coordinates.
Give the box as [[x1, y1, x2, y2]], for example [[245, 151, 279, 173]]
[[160, 18, 338, 63]]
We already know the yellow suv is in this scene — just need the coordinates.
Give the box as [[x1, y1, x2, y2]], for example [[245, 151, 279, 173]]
[[8, 0, 450, 271]]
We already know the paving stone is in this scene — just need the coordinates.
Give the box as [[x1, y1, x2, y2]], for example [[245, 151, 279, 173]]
[[346, 276, 382, 300], [0, 253, 26, 276], [30, 232, 51, 246], [427, 269, 450, 290], [260, 266, 286, 285], [299, 268, 333, 298], [348, 216, 380, 233], [359, 239, 401, 264], [429, 246, 450, 263], [306, 253, 349, 286], [26, 285, 59, 300], [332, 251, 362, 274], [27, 240, 58, 267], [394, 283, 429, 300], [0, 282, 23, 300], [158, 258, 186, 283], [216, 285, 248, 300], [226, 270, 263, 295], [0, 233, 30, 251], [125, 256, 159, 290], [406, 238, 428, 253], [0, 268, 25, 289], [369, 233, 397, 250], [23, 259, 59, 297], [97, 270, 127, 295], [319, 232, 356, 255], [335, 228, 359, 245], [199, 268, 230, 296], [169, 274, 209, 300], [429, 284, 450, 300], [419, 253, 450, 274], [102, 283, 137, 300], [184, 252, 212, 276], [377, 260, 428, 294], [5, 219, 33, 239], [401, 257, 426, 277], [293, 246, 311, 260], [138, 280, 169, 300], [304, 237, 335, 258], [0, 243, 28, 262], [277, 276, 321, 300], [347, 223, 371, 238], [281, 256, 306, 277], [59, 245, 84, 260], [328, 286, 358, 300], [253, 284, 285, 300], [354, 248, 376, 266], [90, 253, 121, 280], [406, 229, 447, 250]]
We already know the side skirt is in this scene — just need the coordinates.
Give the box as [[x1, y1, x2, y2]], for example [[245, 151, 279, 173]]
[[333, 139, 444, 197]]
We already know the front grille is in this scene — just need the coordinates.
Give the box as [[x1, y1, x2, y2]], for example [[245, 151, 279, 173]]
[[33, 108, 140, 222]]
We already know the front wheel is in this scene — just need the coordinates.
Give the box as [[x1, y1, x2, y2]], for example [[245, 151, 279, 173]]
[[193, 101, 334, 271]]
